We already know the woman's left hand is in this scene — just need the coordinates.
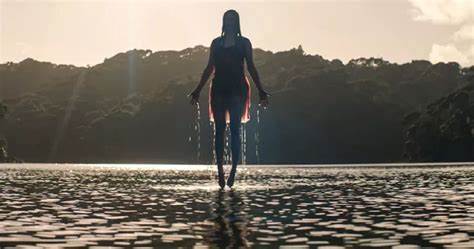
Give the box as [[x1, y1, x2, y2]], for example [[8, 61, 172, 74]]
[[258, 90, 270, 109], [188, 89, 200, 106]]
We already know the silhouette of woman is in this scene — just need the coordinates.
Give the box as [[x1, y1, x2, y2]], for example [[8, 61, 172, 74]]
[[188, 9, 269, 189]]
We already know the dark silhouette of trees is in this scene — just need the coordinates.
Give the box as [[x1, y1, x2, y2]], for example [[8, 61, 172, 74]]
[[0, 46, 472, 163], [402, 68, 474, 161], [0, 103, 6, 119], [0, 102, 7, 161]]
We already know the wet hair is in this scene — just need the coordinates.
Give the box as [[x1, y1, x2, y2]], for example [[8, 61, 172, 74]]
[[221, 9, 242, 38]]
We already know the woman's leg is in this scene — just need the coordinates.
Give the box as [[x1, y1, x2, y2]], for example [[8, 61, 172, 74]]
[[227, 95, 245, 187], [213, 103, 227, 167], [212, 95, 227, 188]]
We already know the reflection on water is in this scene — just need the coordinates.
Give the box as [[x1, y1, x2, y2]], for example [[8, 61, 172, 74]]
[[207, 190, 249, 248], [1, 164, 474, 248]]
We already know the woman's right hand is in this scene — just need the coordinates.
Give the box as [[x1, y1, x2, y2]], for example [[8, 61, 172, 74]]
[[188, 89, 200, 106]]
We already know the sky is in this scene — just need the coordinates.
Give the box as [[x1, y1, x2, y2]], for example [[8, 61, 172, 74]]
[[0, 0, 473, 67]]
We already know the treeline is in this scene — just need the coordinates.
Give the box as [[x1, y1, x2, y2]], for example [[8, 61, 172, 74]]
[[403, 82, 474, 161], [0, 102, 21, 162], [0, 45, 472, 163]]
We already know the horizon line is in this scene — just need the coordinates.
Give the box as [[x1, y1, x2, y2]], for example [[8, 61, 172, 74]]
[[2, 162, 474, 171], [2, 44, 470, 69]]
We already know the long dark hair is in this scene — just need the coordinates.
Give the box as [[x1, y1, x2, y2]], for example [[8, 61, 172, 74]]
[[221, 9, 242, 38]]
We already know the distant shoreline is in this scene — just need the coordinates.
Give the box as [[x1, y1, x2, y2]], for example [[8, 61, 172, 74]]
[[1, 162, 474, 171]]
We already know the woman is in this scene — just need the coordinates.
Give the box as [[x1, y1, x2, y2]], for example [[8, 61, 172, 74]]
[[188, 9, 269, 189]]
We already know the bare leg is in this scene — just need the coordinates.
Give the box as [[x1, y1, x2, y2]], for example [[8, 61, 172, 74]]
[[227, 95, 244, 188]]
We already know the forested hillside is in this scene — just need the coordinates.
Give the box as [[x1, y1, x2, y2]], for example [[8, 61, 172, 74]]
[[1, 45, 472, 163]]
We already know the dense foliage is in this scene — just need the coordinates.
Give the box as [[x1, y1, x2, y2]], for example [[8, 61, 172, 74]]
[[0, 103, 6, 119], [0, 45, 472, 163], [403, 82, 474, 162], [0, 102, 18, 162]]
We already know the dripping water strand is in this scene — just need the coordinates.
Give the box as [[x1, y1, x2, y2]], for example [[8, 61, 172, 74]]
[[240, 124, 243, 165], [223, 125, 227, 165], [210, 120, 216, 182], [195, 102, 201, 163], [224, 124, 231, 165], [255, 107, 260, 164], [244, 123, 247, 164], [210, 121, 216, 165], [241, 123, 246, 165], [188, 102, 201, 163]]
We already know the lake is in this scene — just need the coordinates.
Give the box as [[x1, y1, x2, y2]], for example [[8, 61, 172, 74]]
[[0, 163, 474, 248]]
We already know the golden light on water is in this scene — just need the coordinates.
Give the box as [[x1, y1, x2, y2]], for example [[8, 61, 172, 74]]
[[3, 162, 474, 171]]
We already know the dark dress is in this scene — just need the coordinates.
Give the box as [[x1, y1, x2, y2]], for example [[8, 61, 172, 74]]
[[208, 36, 251, 124]]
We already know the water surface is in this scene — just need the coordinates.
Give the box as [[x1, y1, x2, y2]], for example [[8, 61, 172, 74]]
[[1, 163, 474, 248]]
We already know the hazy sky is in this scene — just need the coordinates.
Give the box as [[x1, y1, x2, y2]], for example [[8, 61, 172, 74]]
[[1, 0, 473, 67]]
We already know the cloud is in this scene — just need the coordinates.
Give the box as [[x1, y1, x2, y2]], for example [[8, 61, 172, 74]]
[[452, 24, 474, 41], [429, 44, 469, 65], [408, 0, 473, 24], [408, 0, 474, 66]]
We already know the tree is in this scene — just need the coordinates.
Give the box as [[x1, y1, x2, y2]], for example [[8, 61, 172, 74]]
[[0, 102, 7, 162], [0, 103, 6, 119]]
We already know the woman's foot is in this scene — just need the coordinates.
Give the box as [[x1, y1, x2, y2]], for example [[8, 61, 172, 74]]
[[226, 166, 237, 188], [217, 165, 226, 189]]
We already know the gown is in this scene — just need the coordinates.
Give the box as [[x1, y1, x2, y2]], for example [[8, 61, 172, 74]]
[[208, 36, 251, 124]]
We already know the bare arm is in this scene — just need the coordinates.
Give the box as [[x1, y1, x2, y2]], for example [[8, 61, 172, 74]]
[[243, 38, 267, 97], [191, 40, 216, 95]]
